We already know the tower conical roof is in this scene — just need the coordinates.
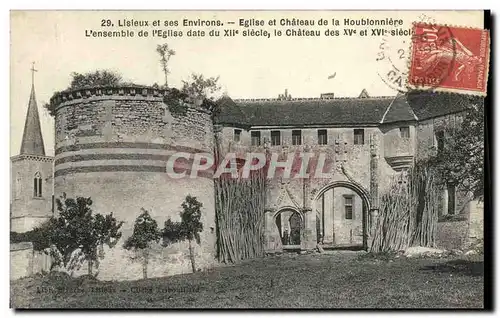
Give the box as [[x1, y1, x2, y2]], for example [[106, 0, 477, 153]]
[[20, 83, 45, 156]]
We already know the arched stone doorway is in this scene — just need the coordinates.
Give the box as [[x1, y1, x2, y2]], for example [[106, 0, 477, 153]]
[[313, 181, 371, 250], [274, 207, 303, 250]]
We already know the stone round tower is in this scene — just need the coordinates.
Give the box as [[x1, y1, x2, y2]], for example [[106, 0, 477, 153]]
[[50, 86, 216, 280]]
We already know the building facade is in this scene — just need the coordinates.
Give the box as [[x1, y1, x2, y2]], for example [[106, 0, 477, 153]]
[[11, 81, 54, 233], [11, 83, 482, 279], [214, 90, 482, 253]]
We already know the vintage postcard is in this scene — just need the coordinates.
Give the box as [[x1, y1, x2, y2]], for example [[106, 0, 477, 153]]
[[10, 10, 489, 309]]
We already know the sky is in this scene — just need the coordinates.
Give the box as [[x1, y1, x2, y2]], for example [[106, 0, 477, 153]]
[[10, 10, 484, 156]]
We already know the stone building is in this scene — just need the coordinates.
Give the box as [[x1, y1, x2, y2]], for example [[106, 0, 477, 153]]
[[10, 77, 54, 233], [11, 82, 482, 280], [49, 86, 217, 280], [214, 90, 483, 253]]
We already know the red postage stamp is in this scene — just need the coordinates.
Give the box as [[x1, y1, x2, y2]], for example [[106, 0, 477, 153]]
[[409, 23, 490, 95]]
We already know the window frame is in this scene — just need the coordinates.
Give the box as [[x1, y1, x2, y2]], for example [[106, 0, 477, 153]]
[[33, 172, 42, 198], [400, 126, 410, 139], [233, 129, 242, 143], [318, 129, 328, 145], [271, 130, 281, 146], [250, 131, 261, 146], [435, 130, 445, 153], [353, 129, 365, 145], [292, 130, 302, 146], [344, 195, 354, 220]]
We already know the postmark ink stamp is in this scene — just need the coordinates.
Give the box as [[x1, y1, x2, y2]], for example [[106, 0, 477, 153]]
[[376, 34, 410, 93], [374, 14, 436, 93], [409, 23, 490, 95]]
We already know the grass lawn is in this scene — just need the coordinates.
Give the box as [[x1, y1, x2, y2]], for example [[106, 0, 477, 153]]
[[10, 251, 484, 309]]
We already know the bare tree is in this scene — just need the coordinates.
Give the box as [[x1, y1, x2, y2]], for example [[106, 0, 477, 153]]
[[156, 44, 176, 88]]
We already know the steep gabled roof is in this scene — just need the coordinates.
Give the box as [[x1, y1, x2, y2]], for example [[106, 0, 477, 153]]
[[216, 97, 393, 126], [359, 89, 370, 98], [20, 84, 45, 156], [214, 95, 250, 126], [406, 92, 482, 120], [215, 92, 480, 127], [380, 93, 418, 124]]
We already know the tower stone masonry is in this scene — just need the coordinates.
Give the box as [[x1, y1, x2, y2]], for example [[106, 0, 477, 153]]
[[50, 86, 217, 280]]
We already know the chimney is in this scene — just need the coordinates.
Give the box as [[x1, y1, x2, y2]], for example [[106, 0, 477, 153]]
[[320, 93, 335, 99], [279, 89, 292, 100]]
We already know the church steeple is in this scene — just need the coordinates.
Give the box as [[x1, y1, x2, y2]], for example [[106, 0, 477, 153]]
[[20, 62, 45, 156]]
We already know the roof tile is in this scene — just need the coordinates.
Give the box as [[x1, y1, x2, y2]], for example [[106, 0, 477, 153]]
[[214, 92, 480, 127]]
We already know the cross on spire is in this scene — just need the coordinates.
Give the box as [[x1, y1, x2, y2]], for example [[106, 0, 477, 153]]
[[30, 62, 38, 86], [20, 61, 45, 156]]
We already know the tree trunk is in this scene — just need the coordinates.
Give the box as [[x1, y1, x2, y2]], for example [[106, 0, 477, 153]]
[[143, 249, 149, 279], [88, 259, 93, 276], [188, 239, 196, 273]]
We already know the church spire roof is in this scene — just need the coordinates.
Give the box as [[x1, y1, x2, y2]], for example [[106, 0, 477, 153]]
[[20, 63, 45, 156]]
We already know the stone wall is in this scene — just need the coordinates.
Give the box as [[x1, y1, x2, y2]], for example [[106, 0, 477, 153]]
[[415, 113, 474, 216], [10, 242, 51, 280], [380, 124, 416, 158], [415, 114, 462, 160], [220, 125, 385, 188], [467, 200, 484, 243], [228, 126, 397, 198], [55, 92, 213, 151], [11, 216, 51, 234], [10, 242, 33, 280], [218, 125, 395, 252], [331, 187, 364, 246], [435, 199, 484, 250], [52, 87, 217, 280], [10, 155, 54, 233]]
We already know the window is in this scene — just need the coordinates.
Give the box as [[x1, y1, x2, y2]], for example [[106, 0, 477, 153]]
[[271, 131, 281, 146], [318, 129, 328, 145], [234, 129, 242, 142], [344, 195, 354, 219], [33, 172, 42, 198], [435, 131, 445, 153], [292, 130, 302, 145], [251, 131, 261, 146], [400, 127, 410, 139], [354, 129, 364, 145]]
